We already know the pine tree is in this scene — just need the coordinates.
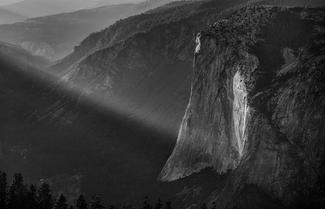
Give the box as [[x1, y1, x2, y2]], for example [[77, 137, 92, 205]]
[[7, 184, 16, 209], [76, 194, 87, 209], [27, 184, 38, 209], [7, 173, 28, 209], [0, 171, 8, 209], [154, 198, 163, 209], [53, 193, 69, 209], [165, 199, 171, 209], [142, 196, 153, 209], [89, 195, 106, 209], [37, 181, 53, 209]]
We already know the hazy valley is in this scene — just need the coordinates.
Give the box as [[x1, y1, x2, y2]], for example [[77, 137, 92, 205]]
[[0, 0, 325, 208], [0, 0, 172, 61]]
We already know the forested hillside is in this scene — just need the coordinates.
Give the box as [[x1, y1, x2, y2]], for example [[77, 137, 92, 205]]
[[0, 1, 169, 61], [0, 171, 177, 209]]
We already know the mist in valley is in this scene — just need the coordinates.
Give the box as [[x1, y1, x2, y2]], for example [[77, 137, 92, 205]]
[[0, 0, 325, 209]]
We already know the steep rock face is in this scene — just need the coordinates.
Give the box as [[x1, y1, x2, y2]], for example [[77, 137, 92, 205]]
[[159, 40, 256, 180], [159, 4, 276, 181], [160, 6, 325, 208]]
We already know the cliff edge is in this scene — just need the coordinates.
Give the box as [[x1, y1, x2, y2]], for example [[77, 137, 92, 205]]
[[160, 6, 325, 208]]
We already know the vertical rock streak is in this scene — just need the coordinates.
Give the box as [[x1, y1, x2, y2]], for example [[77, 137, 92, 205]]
[[232, 71, 248, 157]]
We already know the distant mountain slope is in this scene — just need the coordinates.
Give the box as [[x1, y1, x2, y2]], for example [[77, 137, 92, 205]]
[[0, 41, 51, 72], [49, 0, 252, 135], [49, 0, 211, 75], [93, 0, 156, 8], [0, 8, 27, 24], [0, 0, 164, 18], [0, 1, 166, 61], [1, 0, 100, 18]]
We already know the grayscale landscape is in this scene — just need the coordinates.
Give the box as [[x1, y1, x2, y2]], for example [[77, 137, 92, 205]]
[[0, 0, 325, 209]]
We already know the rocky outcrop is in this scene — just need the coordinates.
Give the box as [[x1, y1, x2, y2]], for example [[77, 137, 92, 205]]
[[160, 6, 325, 208], [21, 41, 56, 61]]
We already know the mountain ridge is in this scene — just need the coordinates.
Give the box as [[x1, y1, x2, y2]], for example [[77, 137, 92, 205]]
[[0, 1, 171, 61], [0, 8, 27, 24]]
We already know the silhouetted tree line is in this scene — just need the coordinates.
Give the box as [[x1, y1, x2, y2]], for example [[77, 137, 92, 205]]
[[198, 202, 238, 209], [0, 171, 175, 209]]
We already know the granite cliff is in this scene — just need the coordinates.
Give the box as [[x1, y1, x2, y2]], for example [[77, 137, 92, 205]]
[[160, 6, 325, 208]]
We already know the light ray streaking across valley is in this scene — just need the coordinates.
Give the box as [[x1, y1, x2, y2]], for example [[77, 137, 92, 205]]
[[0, 40, 179, 140], [0, 40, 178, 206]]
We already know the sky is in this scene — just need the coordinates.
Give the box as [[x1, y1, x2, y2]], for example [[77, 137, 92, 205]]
[[0, 0, 21, 6], [0, 0, 145, 6]]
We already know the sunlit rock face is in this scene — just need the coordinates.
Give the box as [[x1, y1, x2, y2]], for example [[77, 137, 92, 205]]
[[159, 35, 256, 181], [160, 6, 325, 208]]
